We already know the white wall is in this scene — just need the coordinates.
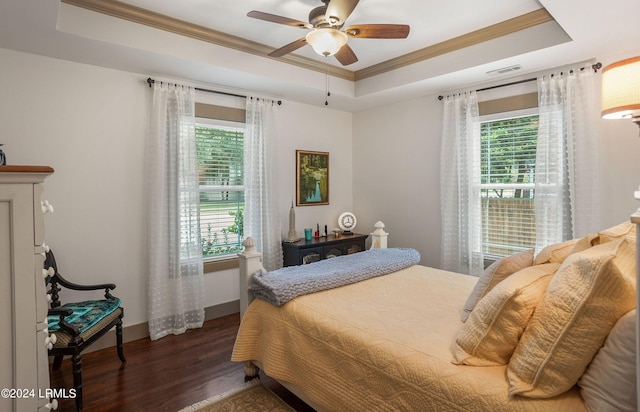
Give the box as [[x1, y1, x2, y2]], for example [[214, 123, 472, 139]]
[[352, 97, 443, 267], [353, 53, 640, 269], [0, 47, 353, 328]]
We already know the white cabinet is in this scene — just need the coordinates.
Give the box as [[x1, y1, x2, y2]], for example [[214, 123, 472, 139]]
[[0, 166, 55, 412]]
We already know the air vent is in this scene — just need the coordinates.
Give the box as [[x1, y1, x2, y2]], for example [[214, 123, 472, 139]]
[[487, 65, 522, 76]]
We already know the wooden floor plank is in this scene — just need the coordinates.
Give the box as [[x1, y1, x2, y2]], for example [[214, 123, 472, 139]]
[[49, 313, 313, 411]]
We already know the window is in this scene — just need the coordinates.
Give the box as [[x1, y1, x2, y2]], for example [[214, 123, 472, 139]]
[[196, 120, 244, 260], [480, 113, 539, 258]]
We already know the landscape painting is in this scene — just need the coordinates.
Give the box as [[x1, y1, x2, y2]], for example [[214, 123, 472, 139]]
[[296, 150, 329, 206]]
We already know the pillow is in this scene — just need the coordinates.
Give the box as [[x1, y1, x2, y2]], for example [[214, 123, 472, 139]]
[[579, 310, 637, 412], [567, 233, 599, 254], [461, 249, 534, 322], [451, 263, 558, 366], [533, 238, 579, 265], [507, 237, 636, 398], [599, 221, 635, 243]]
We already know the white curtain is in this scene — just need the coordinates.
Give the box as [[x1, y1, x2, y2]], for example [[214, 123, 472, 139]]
[[145, 82, 204, 341], [440, 92, 484, 276], [535, 66, 599, 251], [244, 97, 283, 271]]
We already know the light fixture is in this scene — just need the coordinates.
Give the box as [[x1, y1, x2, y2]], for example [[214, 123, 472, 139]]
[[601, 56, 640, 130], [305, 28, 348, 57]]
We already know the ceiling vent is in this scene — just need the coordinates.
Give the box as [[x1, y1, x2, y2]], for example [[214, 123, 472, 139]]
[[487, 64, 522, 76]]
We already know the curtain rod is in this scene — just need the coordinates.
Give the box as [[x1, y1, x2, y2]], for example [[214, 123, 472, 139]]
[[437, 62, 602, 101], [146, 77, 282, 105]]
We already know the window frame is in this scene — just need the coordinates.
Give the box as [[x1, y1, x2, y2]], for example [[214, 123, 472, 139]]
[[479, 107, 539, 261], [195, 109, 246, 274]]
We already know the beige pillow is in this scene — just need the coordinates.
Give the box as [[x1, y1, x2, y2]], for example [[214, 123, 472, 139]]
[[461, 249, 534, 322], [579, 310, 637, 412], [533, 238, 579, 265], [599, 221, 635, 243], [452, 263, 558, 366], [507, 237, 636, 398], [567, 233, 599, 254]]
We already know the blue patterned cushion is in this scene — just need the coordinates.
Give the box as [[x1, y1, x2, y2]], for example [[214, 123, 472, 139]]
[[47, 298, 121, 333]]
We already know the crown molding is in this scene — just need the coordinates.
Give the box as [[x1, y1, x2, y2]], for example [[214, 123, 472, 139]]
[[354, 8, 555, 81], [61, 0, 355, 81], [61, 0, 554, 83]]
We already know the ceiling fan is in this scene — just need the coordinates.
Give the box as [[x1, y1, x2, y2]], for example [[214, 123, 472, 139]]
[[247, 0, 410, 66]]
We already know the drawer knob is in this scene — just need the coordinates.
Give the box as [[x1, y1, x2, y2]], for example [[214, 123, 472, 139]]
[[45, 334, 57, 350], [43, 398, 58, 410], [41, 200, 54, 215]]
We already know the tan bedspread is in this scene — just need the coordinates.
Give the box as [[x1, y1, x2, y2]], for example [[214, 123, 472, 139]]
[[232, 265, 586, 411]]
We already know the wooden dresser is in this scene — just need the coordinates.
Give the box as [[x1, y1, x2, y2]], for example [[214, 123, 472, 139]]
[[282, 233, 368, 266], [0, 166, 56, 411]]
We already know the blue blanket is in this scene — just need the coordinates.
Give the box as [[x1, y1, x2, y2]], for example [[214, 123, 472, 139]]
[[250, 248, 420, 306]]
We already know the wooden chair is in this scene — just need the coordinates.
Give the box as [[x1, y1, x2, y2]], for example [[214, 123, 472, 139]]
[[44, 250, 126, 411]]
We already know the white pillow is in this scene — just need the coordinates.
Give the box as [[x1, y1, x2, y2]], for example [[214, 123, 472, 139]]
[[579, 310, 637, 412], [461, 249, 534, 322]]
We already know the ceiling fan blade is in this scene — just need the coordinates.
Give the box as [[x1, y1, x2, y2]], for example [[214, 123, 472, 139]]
[[345, 24, 410, 39], [334, 44, 358, 66], [247, 10, 312, 29], [325, 0, 360, 26], [268, 38, 308, 57]]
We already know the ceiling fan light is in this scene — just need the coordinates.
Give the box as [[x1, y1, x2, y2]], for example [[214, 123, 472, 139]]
[[306, 28, 347, 57]]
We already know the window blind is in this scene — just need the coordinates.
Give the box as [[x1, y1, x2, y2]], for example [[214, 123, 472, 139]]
[[196, 124, 244, 258], [480, 114, 538, 257]]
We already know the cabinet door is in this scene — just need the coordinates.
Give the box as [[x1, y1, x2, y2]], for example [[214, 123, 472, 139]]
[[323, 245, 345, 259], [344, 241, 365, 255], [300, 247, 323, 264]]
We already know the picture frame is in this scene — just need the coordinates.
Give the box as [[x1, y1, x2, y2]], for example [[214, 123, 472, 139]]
[[296, 150, 329, 206]]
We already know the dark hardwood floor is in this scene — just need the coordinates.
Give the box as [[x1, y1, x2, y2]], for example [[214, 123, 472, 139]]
[[49, 313, 315, 412]]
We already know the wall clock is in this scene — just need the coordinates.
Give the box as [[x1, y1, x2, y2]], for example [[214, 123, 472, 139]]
[[338, 212, 356, 234]]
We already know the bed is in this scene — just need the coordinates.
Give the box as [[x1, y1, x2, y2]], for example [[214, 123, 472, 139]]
[[231, 222, 638, 411]]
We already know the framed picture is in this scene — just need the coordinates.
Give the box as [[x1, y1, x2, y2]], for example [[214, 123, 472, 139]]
[[296, 150, 329, 206]]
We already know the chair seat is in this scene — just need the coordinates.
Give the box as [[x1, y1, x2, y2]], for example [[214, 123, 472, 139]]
[[48, 298, 122, 335], [51, 307, 123, 349]]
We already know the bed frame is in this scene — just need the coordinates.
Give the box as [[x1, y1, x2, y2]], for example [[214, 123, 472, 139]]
[[237, 218, 640, 409]]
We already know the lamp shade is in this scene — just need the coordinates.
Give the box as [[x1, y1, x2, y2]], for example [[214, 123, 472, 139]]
[[601, 56, 640, 119], [305, 28, 348, 57]]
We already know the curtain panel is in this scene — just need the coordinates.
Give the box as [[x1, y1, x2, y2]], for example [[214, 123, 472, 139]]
[[244, 97, 283, 271], [145, 82, 204, 341], [440, 92, 484, 276], [535, 66, 599, 251]]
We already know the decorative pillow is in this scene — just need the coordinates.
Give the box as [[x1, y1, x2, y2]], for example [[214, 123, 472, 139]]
[[507, 237, 636, 398], [578, 310, 637, 412], [452, 263, 558, 366], [461, 249, 534, 322], [532, 238, 579, 265], [599, 221, 635, 243], [567, 233, 599, 254]]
